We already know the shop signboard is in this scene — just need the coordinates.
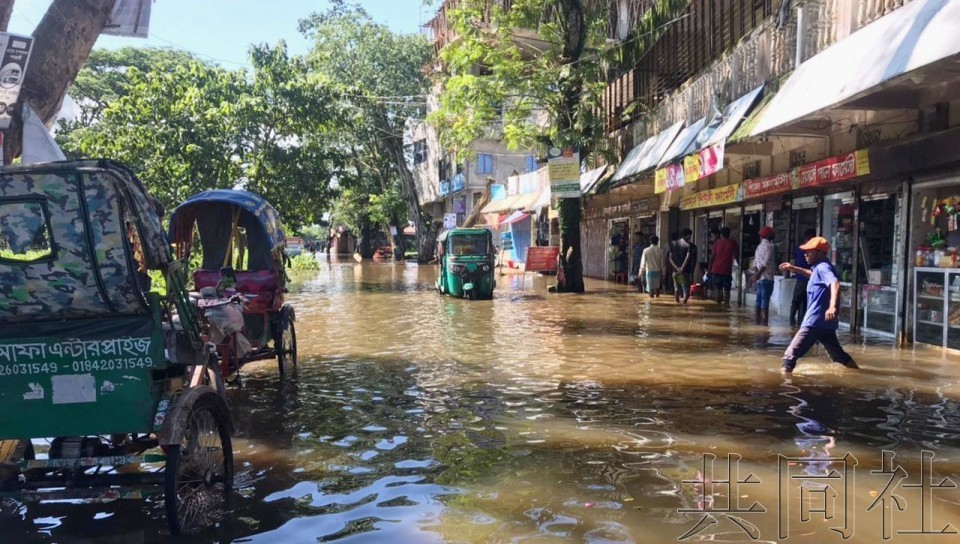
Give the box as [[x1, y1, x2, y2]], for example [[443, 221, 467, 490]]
[[654, 168, 668, 194], [439, 180, 450, 197], [451, 173, 464, 193], [666, 163, 685, 191], [680, 143, 725, 184], [797, 150, 870, 189], [443, 213, 457, 229], [681, 183, 741, 210], [0, 32, 33, 130], [525, 246, 560, 272], [501, 231, 514, 250], [453, 195, 466, 213], [548, 146, 581, 198], [743, 172, 795, 199]]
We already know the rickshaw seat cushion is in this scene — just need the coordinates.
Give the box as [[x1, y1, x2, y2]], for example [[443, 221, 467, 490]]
[[193, 269, 279, 309]]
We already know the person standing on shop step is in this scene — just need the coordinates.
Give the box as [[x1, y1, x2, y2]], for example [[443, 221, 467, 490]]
[[752, 226, 777, 324], [778, 236, 860, 375], [669, 228, 696, 304], [709, 227, 738, 305]]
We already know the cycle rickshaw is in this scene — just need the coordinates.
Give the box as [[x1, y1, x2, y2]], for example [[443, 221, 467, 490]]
[[0, 160, 233, 534], [169, 190, 297, 381]]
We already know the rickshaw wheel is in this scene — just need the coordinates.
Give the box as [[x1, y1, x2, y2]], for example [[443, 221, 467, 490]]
[[164, 396, 233, 535], [277, 320, 298, 377]]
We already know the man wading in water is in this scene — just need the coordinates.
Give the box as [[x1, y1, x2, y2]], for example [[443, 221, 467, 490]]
[[778, 237, 860, 375]]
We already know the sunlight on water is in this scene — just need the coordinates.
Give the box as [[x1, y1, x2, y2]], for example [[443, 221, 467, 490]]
[[6, 260, 960, 543]]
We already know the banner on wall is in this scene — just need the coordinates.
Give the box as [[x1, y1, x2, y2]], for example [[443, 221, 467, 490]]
[[681, 184, 741, 210], [548, 146, 581, 198], [654, 168, 668, 193]]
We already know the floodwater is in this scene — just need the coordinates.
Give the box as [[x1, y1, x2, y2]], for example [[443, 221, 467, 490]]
[[5, 260, 960, 543]]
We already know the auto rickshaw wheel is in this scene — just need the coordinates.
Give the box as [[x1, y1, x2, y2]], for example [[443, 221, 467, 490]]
[[164, 395, 233, 535], [277, 319, 297, 377]]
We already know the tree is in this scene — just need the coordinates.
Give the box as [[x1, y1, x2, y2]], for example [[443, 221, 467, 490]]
[[430, 0, 611, 292], [57, 47, 198, 131], [3, 0, 118, 163], [430, 0, 689, 291], [61, 45, 341, 229], [299, 1, 437, 261]]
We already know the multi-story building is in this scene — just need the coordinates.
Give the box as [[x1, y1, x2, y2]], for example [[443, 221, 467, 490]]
[[588, 0, 960, 348], [413, 2, 540, 238]]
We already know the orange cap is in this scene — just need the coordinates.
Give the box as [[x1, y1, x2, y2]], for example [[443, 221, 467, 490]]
[[799, 236, 830, 251]]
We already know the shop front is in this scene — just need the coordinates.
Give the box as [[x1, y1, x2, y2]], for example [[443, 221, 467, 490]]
[[910, 176, 960, 350], [582, 197, 661, 281], [739, 150, 903, 335]]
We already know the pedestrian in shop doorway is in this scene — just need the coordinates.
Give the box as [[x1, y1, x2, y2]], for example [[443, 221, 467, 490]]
[[664, 232, 678, 295], [789, 228, 817, 325], [778, 237, 859, 375], [639, 235, 664, 298], [753, 226, 776, 324], [669, 228, 696, 304], [709, 227, 738, 305], [631, 231, 646, 292]]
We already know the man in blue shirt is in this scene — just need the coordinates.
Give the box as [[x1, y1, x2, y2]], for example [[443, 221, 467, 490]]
[[778, 237, 859, 375]]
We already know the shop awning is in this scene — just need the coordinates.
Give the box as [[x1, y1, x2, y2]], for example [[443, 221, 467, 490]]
[[751, 0, 960, 136], [526, 187, 551, 212], [728, 91, 777, 144], [610, 133, 658, 184], [481, 192, 540, 214], [657, 117, 705, 167], [703, 85, 764, 147], [501, 210, 529, 226], [580, 165, 609, 195], [633, 121, 684, 173]]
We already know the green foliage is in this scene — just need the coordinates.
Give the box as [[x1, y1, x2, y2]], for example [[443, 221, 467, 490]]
[[57, 45, 341, 231], [300, 1, 433, 237], [429, 0, 610, 158], [289, 253, 320, 270], [298, 224, 328, 243]]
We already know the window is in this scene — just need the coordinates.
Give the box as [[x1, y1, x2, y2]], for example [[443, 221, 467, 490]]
[[0, 199, 55, 263], [412, 139, 427, 165], [476, 153, 493, 175], [525, 155, 538, 173]]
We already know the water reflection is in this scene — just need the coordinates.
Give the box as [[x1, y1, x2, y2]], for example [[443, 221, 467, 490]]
[[6, 261, 960, 542]]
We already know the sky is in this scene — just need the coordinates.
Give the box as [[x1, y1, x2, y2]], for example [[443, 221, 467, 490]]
[[7, 0, 434, 69]]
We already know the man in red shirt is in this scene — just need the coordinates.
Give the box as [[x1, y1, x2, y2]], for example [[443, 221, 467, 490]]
[[709, 227, 738, 304]]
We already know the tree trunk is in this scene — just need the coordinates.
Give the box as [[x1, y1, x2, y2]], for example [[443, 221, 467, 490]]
[[3, 0, 117, 163], [376, 110, 437, 263], [0, 1, 14, 32], [462, 178, 493, 228], [553, 0, 587, 293], [358, 218, 375, 259]]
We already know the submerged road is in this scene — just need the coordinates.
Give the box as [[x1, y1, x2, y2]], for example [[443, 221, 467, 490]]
[[5, 260, 960, 543]]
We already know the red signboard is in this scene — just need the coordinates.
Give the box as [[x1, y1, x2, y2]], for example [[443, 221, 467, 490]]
[[797, 150, 870, 189], [525, 246, 560, 273], [743, 172, 794, 199]]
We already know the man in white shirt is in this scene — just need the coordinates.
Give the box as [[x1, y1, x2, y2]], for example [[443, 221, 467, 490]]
[[639, 235, 665, 298], [753, 226, 777, 324]]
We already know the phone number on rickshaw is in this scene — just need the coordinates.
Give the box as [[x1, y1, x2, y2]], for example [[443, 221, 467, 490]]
[[0, 358, 155, 376]]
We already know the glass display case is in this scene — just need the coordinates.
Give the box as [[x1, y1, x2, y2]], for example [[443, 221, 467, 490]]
[[860, 284, 898, 336], [914, 267, 960, 349], [839, 282, 853, 328]]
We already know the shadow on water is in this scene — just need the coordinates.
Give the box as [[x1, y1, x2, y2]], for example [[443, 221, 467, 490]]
[[7, 261, 960, 543]]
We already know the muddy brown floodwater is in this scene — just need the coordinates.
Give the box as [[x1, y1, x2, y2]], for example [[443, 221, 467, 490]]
[[4, 260, 960, 543]]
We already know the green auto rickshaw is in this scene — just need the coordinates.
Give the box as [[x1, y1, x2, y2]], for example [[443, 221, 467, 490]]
[[436, 228, 496, 300]]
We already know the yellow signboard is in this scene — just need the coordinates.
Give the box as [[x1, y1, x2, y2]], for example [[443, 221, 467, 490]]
[[681, 184, 741, 210], [654, 168, 668, 194]]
